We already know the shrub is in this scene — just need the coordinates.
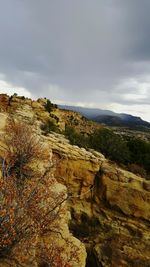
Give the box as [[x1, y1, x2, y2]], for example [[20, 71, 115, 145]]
[[2, 119, 43, 180], [127, 137, 150, 176], [64, 126, 90, 148], [45, 99, 53, 113], [0, 119, 79, 266], [64, 125, 150, 177], [90, 128, 131, 164], [41, 120, 60, 134]]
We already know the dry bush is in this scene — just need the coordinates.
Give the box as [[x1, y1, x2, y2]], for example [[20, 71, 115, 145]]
[[2, 119, 44, 180], [0, 167, 69, 264], [38, 238, 80, 267], [0, 119, 48, 259], [0, 118, 80, 267]]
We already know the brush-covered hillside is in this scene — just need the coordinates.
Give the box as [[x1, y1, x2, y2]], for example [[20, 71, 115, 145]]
[[59, 105, 150, 128], [0, 94, 150, 267]]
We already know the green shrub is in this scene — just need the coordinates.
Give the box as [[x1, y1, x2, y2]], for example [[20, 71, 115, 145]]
[[41, 120, 60, 134], [45, 99, 53, 113], [64, 125, 150, 177], [64, 126, 90, 148], [90, 128, 131, 164], [127, 137, 150, 175]]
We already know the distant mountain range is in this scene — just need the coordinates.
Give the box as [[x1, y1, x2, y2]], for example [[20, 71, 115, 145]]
[[59, 105, 150, 128]]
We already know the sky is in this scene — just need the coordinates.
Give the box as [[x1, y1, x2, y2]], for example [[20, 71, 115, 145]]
[[0, 0, 150, 121]]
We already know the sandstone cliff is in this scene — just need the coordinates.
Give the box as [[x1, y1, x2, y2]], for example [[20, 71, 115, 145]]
[[0, 94, 150, 267], [45, 132, 150, 267], [0, 96, 86, 267]]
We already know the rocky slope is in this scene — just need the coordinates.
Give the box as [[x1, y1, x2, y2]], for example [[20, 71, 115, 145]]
[[59, 105, 150, 129], [46, 133, 150, 267], [0, 114, 86, 267], [0, 94, 101, 134], [0, 94, 150, 267]]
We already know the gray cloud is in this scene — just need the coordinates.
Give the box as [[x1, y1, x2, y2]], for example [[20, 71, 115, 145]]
[[0, 0, 150, 120]]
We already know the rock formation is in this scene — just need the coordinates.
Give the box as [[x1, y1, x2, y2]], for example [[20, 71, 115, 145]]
[[46, 133, 150, 267], [0, 97, 86, 267], [0, 94, 150, 267]]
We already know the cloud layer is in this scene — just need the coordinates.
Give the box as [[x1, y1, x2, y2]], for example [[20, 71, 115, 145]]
[[0, 0, 150, 121]]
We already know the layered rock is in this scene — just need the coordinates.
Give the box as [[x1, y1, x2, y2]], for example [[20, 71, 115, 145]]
[[0, 111, 86, 267], [0, 94, 101, 133], [0, 94, 150, 267], [44, 133, 150, 267]]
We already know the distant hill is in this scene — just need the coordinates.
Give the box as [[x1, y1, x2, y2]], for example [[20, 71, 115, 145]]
[[59, 105, 150, 128], [59, 105, 115, 118]]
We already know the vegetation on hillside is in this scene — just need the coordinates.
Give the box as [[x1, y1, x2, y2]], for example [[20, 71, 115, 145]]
[[90, 128, 130, 164], [44, 99, 57, 113], [64, 126, 90, 149], [11, 94, 149, 178], [127, 137, 150, 176], [41, 119, 60, 134], [0, 119, 80, 266], [64, 126, 150, 178]]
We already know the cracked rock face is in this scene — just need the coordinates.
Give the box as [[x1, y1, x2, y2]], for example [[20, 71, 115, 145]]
[[0, 99, 86, 267], [52, 141, 150, 266], [44, 133, 150, 266], [0, 94, 150, 267]]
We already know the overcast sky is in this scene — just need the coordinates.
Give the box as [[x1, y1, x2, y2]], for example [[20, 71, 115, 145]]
[[0, 0, 150, 121]]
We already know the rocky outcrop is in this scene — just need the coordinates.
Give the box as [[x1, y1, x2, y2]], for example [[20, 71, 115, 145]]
[[44, 133, 150, 267], [0, 94, 101, 133], [52, 108, 101, 133], [0, 94, 150, 267], [0, 111, 86, 267]]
